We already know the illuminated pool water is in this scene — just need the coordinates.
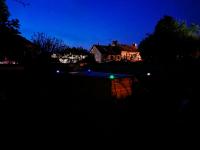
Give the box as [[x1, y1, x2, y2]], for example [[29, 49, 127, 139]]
[[69, 71, 132, 79], [69, 71, 134, 99]]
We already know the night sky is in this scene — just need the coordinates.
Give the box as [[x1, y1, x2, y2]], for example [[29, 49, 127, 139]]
[[7, 0, 200, 49]]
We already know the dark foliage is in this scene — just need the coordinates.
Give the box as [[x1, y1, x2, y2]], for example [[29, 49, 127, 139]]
[[0, 0, 23, 62], [0, 0, 20, 34], [139, 16, 200, 64], [31, 32, 67, 53]]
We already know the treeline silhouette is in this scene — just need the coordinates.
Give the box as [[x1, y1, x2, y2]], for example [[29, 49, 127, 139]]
[[0, 0, 90, 65], [139, 16, 200, 64]]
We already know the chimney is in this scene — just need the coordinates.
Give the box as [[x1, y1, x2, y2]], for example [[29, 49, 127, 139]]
[[132, 43, 138, 48], [112, 40, 118, 46]]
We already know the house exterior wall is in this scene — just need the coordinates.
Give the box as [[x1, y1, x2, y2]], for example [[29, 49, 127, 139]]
[[91, 47, 102, 63], [121, 51, 142, 62], [107, 55, 121, 62]]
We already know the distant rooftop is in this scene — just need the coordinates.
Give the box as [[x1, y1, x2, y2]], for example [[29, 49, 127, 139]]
[[93, 41, 138, 55]]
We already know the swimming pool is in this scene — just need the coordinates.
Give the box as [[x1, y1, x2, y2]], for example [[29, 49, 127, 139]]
[[69, 70, 132, 79], [68, 71, 133, 99]]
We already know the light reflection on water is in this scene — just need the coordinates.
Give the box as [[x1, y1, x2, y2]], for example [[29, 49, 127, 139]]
[[68, 71, 134, 99]]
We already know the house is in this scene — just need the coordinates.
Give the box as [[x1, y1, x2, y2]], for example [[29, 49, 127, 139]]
[[0, 34, 36, 64], [51, 48, 90, 64], [90, 41, 142, 63], [51, 53, 88, 64]]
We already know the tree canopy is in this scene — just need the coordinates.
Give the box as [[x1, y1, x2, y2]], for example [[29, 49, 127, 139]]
[[0, 0, 20, 34], [0, 0, 9, 22], [31, 32, 67, 53], [31, 32, 91, 64], [139, 16, 200, 64], [0, 0, 23, 62]]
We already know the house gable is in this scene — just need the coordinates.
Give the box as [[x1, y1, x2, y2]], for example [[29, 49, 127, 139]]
[[91, 46, 102, 63]]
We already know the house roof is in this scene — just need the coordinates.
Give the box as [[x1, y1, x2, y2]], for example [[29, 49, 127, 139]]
[[0, 33, 35, 50], [119, 44, 138, 52], [93, 45, 121, 55], [92, 43, 139, 55], [0, 33, 36, 61]]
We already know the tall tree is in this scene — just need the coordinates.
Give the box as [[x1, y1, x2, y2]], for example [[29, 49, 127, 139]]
[[139, 16, 200, 64], [154, 16, 179, 34], [0, 0, 22, 62], [31, 32, 68, 63], [189, 23, 200, 37], [0, 0, 20, 34], [31, 32, 67, 53], [0, 0, 9, 23]]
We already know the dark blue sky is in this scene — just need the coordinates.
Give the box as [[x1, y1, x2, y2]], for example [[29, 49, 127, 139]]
[[7, 0, 200, 49]]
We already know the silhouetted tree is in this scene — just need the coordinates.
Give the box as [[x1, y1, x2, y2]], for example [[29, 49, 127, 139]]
[[31, 32, 68, 64], [189, 23, 200, 37], [0, 0, 20, 34], [138, 16, 200, 113], [0, 0, 22, 62], [62, 46, 88, 55], [12, 0, 30, 7], [31, 32, 67, 53], [0, 0, 9, 22], [139, 16, 200, 64]]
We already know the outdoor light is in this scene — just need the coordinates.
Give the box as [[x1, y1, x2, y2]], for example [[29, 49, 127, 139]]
[[88, 69, 91, 72], [56, 70, 60, 74], [109, 75, 115, 80], [147, 72, 151, 76]]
